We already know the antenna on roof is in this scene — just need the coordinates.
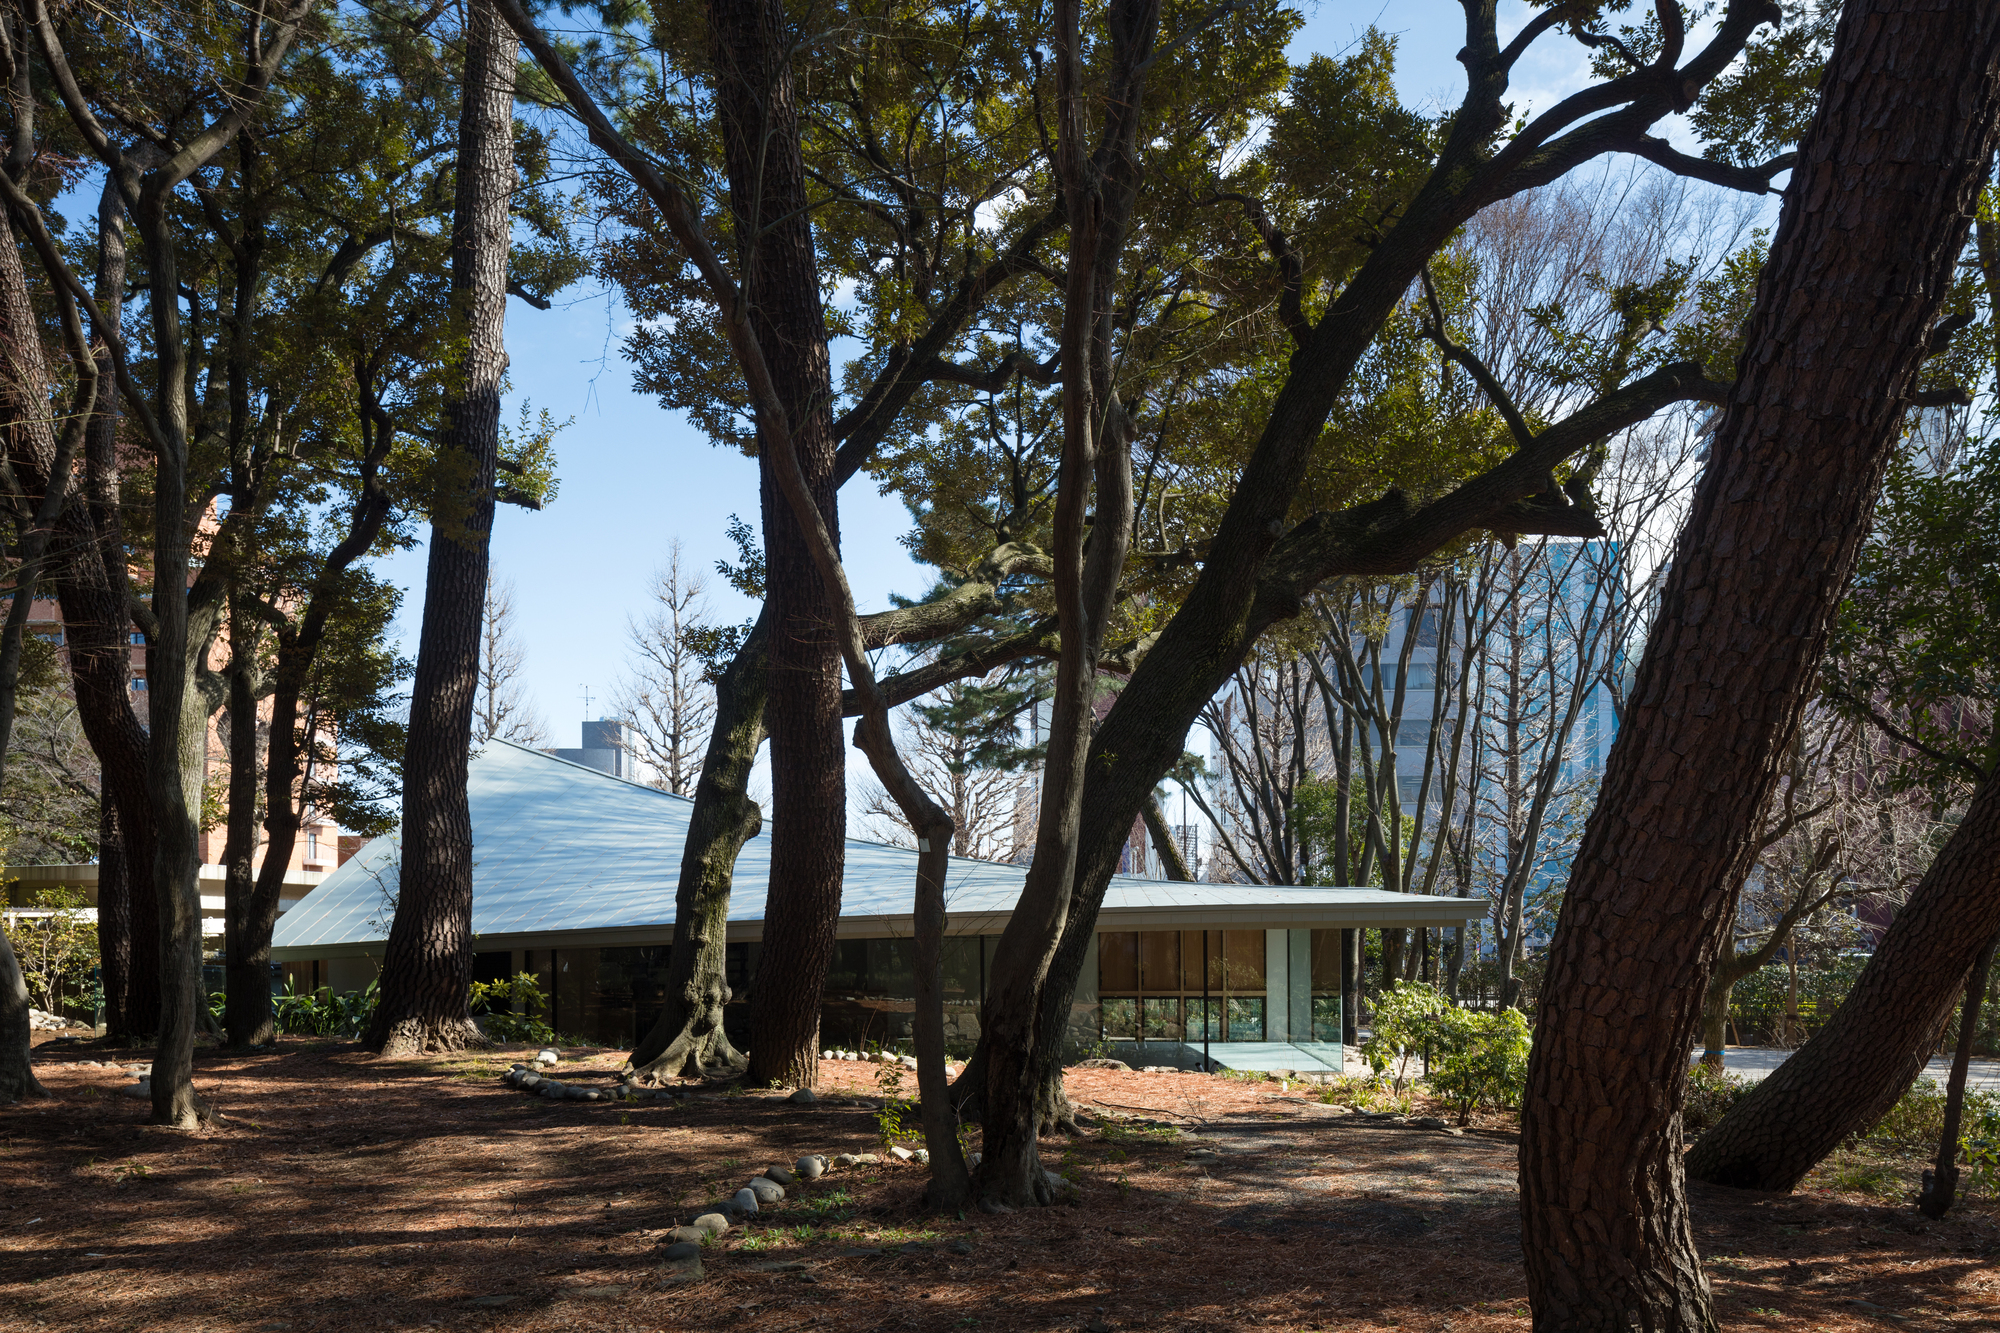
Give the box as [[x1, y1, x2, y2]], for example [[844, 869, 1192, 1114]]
[[580, 684, 594, 719]]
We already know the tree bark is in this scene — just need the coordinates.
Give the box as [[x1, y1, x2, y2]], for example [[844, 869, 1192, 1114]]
[[1687, 773, 2000, 1191], [0, 925, 43, 1101], [705, 0, 845, 1093], [1519, 5, 2000, 1326], [1917, 929, 1999, 1218], [365, 0, 514, 1056], [627, 610, 768, 1081], [221, 604, 264, 1047]]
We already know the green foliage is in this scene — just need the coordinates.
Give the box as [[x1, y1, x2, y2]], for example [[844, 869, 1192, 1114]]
[[874, 1061, 917, 1147], [1862, 1077, 2000, 1157], [1426, 1008, 1531, 1123], [468, 972, 559, 1044], [1361, 981, 1454, 1084], [1683, 1063, 1754, 1135], [1828, 439, 2000, 794], [271, 976, 380, 1038], [2, 885, 98, 1015], [1963, 1103, 2000, 1197]]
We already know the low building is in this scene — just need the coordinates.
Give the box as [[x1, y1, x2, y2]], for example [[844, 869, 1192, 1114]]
[[271, 740, 1480, 1071]]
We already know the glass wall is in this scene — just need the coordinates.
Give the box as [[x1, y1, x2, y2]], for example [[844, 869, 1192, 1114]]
[[1308, 928, 1343, 1043], [1098, 929, 1266, 1042]]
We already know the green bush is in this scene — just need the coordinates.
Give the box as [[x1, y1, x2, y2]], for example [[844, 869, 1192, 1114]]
[[271, 976, 379, 1038], [468, 972, 558, 1044], [1427, 1008, 1531, 1123], [1683, 1062, 1752, 1134], [1361, 982, 1532, 1123]]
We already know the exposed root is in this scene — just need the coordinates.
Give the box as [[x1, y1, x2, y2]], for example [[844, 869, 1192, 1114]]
[[370, 1016, 490, 1058]]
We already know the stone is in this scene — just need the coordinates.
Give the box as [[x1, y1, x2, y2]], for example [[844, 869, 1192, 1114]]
[[795, 1155, 825, 1180], [657, 1255, 703, 1286], [1413, 1116, 1449, 1130], [666, 1226, 708, 1244], [888, 1146, 914, 1162], [518, 1071, 542, 1089], [821, 1050, 833, 1060], [1442, 1127, 1465, 1136], [746, 1177, 785, 1204], [832, 1154, 859, 1168], [117, 1083, 149, 1100], [535, 1048, 560, 1065], [899, 1055, 918, 1071], [662, 1241, 702, 1262], [947, 1240, 973, 1256], [853, 1152, 881, 1165], [1185, 1149, 1224, 1166], [875, 1051, 898, 1065], [1076, 1058, 1131, 1070], [731, 1187, 760, 1215], [788, 1087, 817, 1106], [538, 1083, 565, 1099], [897, 1241, 929, 1255], [912, 1149, 930, 1166], [1266, 1068, 1296, 1080], [691, 1213, 730, 1237], [966, 1152, 982, 1169], [765, 1165, 798, 1187]]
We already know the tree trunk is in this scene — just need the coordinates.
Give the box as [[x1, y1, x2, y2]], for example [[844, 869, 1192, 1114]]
[[1698, 972, 1734, 1072], [1342, 927, 1360, 1043], [1520, 5, 2000, 1325], [1687, 773, 2000, 1191], [627, 610, 768, 1081], [0, 925, 44, 1102], [56, 180, 157, 1041], [1917, 930, 1999, 1218], [96, 793, 128, 1034], [705, 0, 845, 1093], [221, 607, 265, 1047], [1141, 796, 1193, 881], [365, 0, 515, 1056]]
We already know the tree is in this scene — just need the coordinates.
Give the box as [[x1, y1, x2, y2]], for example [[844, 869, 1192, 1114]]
[[858, 672, 1042, 860], [473, 574, 548, 747], [1518, 2, 2000, 1324], [367, 0, 524, 1057], [614, 541, 716, 794]]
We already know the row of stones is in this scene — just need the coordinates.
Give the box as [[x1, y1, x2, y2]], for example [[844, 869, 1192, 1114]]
[[499, 1059, 821, 1107]]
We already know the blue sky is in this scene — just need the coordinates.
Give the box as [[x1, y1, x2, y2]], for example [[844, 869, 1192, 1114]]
[[376, 3, 1611, 795]]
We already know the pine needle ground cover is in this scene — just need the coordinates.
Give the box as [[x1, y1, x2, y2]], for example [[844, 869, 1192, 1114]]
[[4, 1040, 1997, 1332]]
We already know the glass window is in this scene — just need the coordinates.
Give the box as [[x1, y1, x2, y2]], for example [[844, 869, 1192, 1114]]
[[941, 936, 981, 997], [1099, 932, 1138, 993], [1140, 996, 1182, 1040], [1139, 930, 1179, 992], [1311, 995, 1343, 1043], [1101, 996, 1137, 1040], [1227, 996, 1265, 1041], [1222, 930, 1265, 992]]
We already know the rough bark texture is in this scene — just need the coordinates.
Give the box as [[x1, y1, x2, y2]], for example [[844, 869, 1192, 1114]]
[[1918, 929, 1999, 1217], [0, 925, 44, 1101], [56, 181, 157, 1041], [1519, 6, 2000, 1327], [365, 0, 514, 1056], [1686, 774, 2000, 1191], [221, 611, 264, 1046], [706, 0, 845, 1093], [627, 611, 768, 1082]]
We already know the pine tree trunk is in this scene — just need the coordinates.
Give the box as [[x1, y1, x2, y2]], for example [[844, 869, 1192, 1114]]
[[705, 0, 845, 1093], [55, 183, 157, 1041], [1520, 6, 2000, 1325], [365, 0, 515, 1056], [628, 610, 767, 1081], [1687, 774, 2000, 1191], [0, 926, 44, 1102], [1918, 930, 1999, 1217], [221, 611, 265, 1047], [1699, 973, 1734, 1072]]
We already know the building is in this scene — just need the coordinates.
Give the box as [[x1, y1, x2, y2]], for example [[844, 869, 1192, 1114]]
[[271, 738, 1479, 1071], [552, 718, 637, 780]]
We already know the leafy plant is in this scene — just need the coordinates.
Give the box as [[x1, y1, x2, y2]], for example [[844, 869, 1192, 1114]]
[[1427, 1008, 1531, 1123], [1361, 982, 1456, 1086], [1684, 1062, 1753, 1134], [2, 885, 98, 1015], [467, 972, 558, 1044], [271, 976, 379, 1038]]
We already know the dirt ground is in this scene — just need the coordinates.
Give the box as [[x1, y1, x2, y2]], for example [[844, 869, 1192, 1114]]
[[5, 1034, 1999, 1333]]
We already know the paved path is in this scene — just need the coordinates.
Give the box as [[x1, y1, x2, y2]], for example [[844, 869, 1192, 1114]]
[[1695, 1045, 2000, 1091]]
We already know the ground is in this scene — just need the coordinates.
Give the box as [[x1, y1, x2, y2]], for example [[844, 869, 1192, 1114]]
[[4, 1035, 1998, 1333]]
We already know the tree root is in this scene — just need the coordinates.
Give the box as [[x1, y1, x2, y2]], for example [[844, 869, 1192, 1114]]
[[370, 1015, 490, 1058]]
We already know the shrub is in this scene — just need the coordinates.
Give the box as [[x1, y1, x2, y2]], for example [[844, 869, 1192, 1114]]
[[1428, 1008, 1531, 1123], [1361, 983, 1456, 1086], [1683, 1062, 1752, 1134], [468, 972, 558, 1044], [271, 976, 379, 1038], [3, 885, 98, 1016]]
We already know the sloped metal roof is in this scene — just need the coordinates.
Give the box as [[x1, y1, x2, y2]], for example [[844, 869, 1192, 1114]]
[[270, 740, 1481, 959]]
